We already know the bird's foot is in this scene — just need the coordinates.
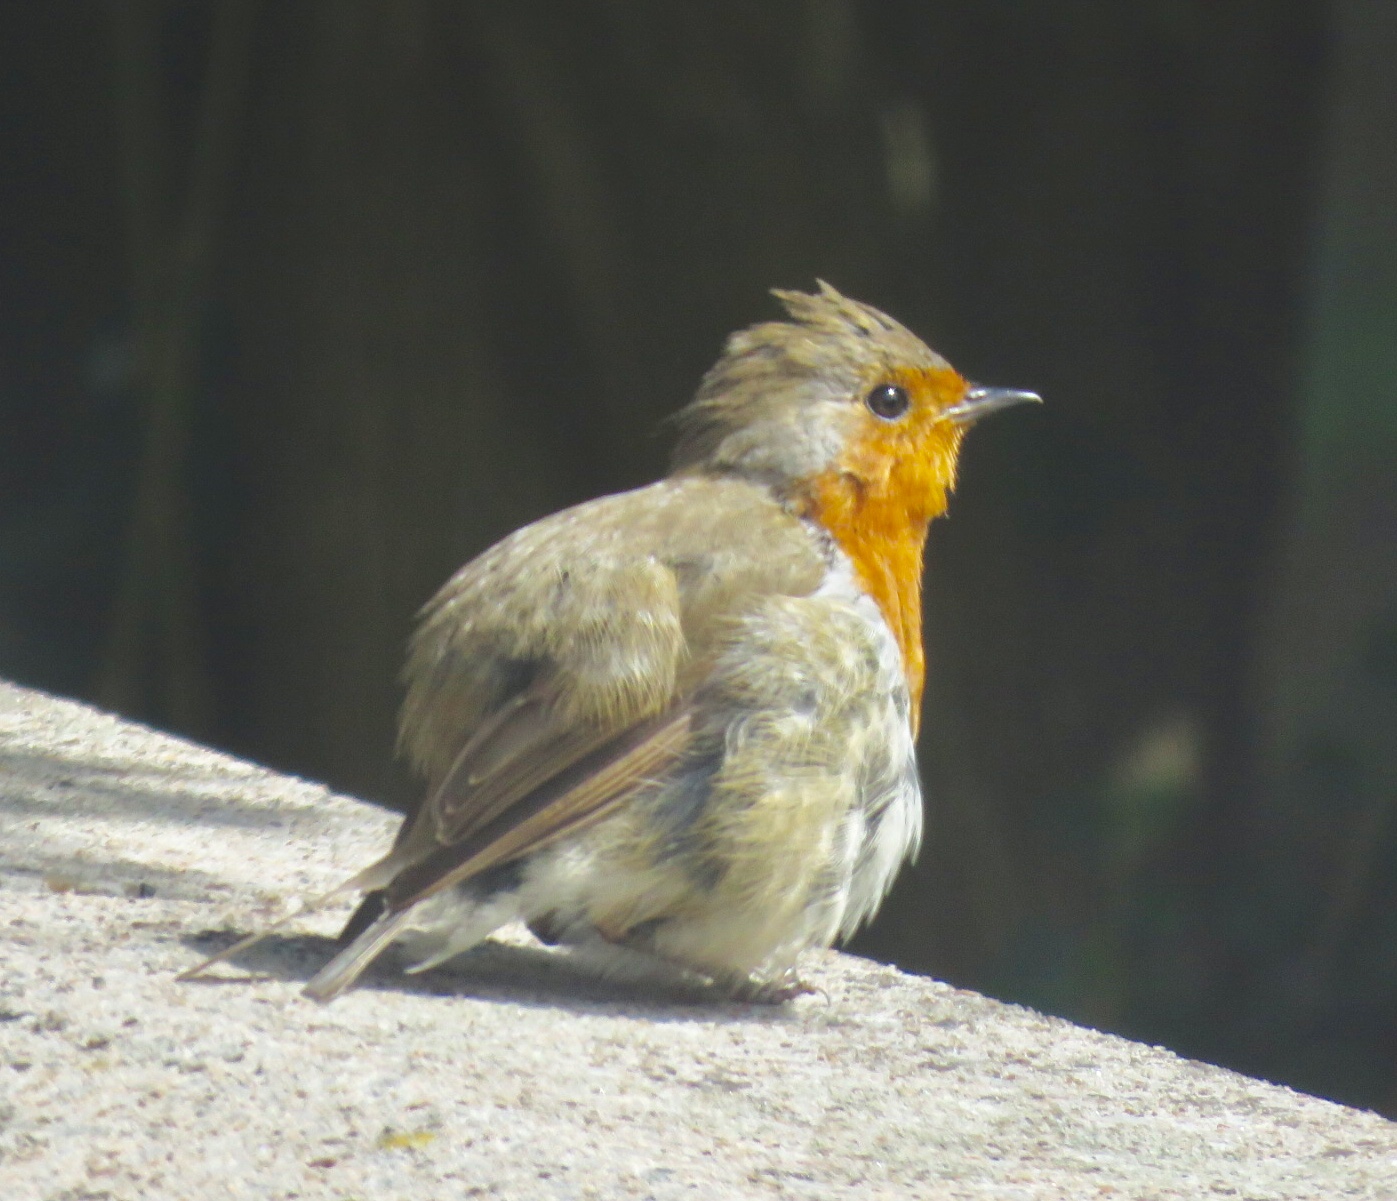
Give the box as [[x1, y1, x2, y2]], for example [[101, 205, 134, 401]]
[[724, 972, 818, 1005]]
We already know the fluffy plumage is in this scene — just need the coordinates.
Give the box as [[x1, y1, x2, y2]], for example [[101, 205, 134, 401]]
[[183, 282, 1037, 1003]]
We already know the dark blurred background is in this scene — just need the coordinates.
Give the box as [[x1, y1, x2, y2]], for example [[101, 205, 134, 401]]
[[4, 1, 1395, 1114]]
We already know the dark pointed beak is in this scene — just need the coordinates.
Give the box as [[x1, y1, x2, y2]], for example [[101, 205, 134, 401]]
[[943, 384, 1043, 426]]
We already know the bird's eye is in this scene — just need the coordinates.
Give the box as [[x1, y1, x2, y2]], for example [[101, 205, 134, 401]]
[[865, 383, 910, 420]]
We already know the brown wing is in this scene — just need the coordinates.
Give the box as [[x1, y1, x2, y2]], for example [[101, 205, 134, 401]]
[[368, 474, 826, 876], [348, 678, 688, 894], [428, 692, 606, 845], [301, 707, 690, 1002], [395, 476, 826, 783], [385, 705, 690, 909]]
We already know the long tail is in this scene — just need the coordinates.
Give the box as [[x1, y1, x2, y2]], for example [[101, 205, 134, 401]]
[[301, 906, 418, 1003]]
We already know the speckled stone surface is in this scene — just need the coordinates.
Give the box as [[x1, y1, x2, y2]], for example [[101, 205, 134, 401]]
[[2, 682, 1395, 1200]]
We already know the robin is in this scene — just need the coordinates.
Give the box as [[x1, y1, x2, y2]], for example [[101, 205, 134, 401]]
[[188, 283, 1038, 1002]]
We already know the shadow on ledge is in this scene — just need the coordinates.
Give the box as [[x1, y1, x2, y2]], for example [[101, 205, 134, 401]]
[[179, 928, 809, 1024]]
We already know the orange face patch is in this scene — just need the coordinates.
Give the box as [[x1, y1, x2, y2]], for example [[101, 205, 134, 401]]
[[797, 365, 968, 729]]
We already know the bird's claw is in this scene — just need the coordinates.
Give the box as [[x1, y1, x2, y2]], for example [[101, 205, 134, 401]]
[[726, 973, 818, 1004]]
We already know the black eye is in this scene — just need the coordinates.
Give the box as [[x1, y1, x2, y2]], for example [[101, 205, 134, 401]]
[[865, 383, 910, 420]]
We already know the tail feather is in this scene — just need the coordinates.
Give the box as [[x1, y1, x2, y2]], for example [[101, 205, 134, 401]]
[[302, 906, 417, 1003]]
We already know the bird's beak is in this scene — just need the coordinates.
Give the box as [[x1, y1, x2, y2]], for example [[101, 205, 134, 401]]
[[942, 384, 1042, 426]]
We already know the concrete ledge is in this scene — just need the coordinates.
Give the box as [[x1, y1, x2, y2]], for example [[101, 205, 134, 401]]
[[1, 681, 1394, 1199]]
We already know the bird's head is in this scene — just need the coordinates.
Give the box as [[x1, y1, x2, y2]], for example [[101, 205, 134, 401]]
[[671, 281, 1039, 529]]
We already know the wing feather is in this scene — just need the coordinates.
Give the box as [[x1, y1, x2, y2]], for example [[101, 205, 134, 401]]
[[301, 708, 691, 1001], [431, 700, 606, 845], [385, 707, 690, 909]]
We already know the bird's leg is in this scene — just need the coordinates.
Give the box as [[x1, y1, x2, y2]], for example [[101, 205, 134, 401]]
[[719, 969, 818, 1005]]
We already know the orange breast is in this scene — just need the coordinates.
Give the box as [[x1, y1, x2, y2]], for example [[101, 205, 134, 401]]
[[801, 474, 929, 731], [797, 379, 965, 734]]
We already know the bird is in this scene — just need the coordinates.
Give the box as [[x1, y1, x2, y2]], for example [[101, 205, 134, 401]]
[[186, 282, 1039, 1003]]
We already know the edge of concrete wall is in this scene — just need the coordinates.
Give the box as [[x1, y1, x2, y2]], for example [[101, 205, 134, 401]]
[[2, 682, 1393, 1199]]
